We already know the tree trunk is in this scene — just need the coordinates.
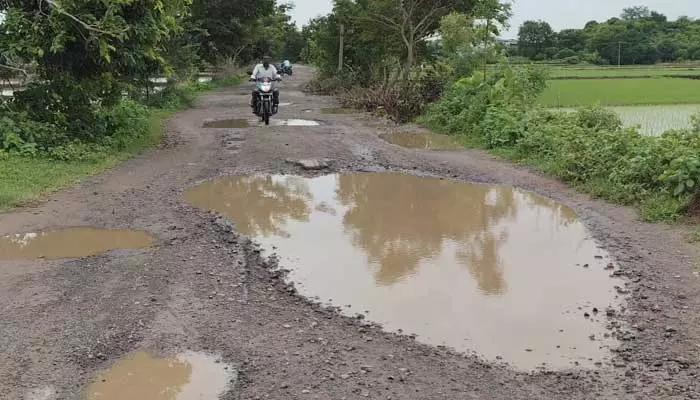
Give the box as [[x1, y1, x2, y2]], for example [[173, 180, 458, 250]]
[[406, 43, 415, 71]]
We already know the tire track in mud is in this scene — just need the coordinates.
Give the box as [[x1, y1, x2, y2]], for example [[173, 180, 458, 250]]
[[0, 66, 698, 399]]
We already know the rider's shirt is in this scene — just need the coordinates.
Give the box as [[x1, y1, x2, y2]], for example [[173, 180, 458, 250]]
[[251, 64, 279, 80]]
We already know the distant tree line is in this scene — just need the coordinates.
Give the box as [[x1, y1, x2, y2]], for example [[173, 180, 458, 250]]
[[512, 6, 700, 64]]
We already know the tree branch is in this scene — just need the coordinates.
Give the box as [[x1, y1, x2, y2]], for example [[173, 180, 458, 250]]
[[0, 63, 27, 76], [413, 5, 447, 38], [41, 0, 127, 38]]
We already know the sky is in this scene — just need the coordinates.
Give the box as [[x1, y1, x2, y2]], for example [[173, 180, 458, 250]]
[[288, 0, 700, 38]]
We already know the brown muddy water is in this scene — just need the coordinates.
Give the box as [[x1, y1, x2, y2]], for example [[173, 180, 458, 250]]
[[203, 119, 249, 128], [381, 132, 461, 150], [0, 228, 153, 260], [186, 173, 623, 370], [86, 351, 235, 400]]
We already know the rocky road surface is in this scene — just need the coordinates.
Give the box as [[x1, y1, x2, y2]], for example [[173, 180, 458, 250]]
[[1, 66, 699, 399]]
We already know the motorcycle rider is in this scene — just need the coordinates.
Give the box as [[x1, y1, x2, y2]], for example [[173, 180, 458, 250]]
[[250, 55, 281, 114]]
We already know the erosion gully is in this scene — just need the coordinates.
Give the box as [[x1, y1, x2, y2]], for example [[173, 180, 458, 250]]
[[0, 66, 698, 399]]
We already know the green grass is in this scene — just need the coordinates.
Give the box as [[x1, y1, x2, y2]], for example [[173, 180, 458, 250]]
[[540, 78, 700, 107], [0, 113, 167, 211], [549, 66, 700, 79], [0, 77, 241, 212]]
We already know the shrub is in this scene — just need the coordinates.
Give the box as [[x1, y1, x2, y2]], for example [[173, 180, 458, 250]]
[[554, 49, 577, 60], [419, 62, 700, 221], [330, 65, 447, 123]]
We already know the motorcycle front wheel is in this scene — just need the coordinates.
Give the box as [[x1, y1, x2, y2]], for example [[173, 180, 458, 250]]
[[263, 102, 271, 126]]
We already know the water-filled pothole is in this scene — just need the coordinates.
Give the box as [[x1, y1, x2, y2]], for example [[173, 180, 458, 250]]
[[86, 351, 235, 400], [186, 173, 622, 370], [0, 228, 153, 260], [203, 119, 249, 128], [381, 132, 461, 150], [274, 119, 320, 126]]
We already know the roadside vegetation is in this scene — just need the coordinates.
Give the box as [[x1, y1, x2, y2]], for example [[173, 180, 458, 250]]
[[302, 3, 700, 222], [0, 0, 305, 209]]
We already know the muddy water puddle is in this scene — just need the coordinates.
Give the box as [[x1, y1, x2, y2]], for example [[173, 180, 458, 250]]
[[0, 228, 153, 260], [203, 119, 249, 128], [187, 173, 622, 370], [381, 132, 461, 150], [86, 351, 235, 400]]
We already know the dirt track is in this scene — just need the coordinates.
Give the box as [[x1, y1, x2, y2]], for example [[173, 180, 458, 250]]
[[1, 66, 699, 399]]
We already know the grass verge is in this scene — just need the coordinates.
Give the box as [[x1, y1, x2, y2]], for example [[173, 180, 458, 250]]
[[541, 78, 700, 107], [0, 77, 241, 212]]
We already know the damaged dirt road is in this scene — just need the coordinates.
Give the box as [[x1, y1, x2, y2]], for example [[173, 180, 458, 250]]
[[1, 66, 699, 399]]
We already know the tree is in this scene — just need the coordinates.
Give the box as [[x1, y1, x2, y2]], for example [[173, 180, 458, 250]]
[[556, 29, 585, 53], [517, 20, 555, 59], [584, 20, 599, 30], [439, 12, 503, 77], [0, 0, 189, 132], [363, 0, 509, 70], [621, 6, 651, 21], [187, 0, 276, 64]]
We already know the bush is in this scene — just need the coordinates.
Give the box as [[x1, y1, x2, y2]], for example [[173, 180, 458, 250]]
[[554, 49, 577, 60], [419, 63, 700, 221], [327, 65, 447, 123], [1, 96, 150, 160]]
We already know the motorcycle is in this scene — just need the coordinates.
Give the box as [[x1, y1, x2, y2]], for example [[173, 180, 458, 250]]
[[279, 63, 293, 76], [251, 76, 280, 126]]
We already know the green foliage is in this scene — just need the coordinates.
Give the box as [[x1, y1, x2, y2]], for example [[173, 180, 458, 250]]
[[513, 9, 700, 65], [439, 12, 504, 78], [420, 63, 700, 221], [518, 20, 556, 59], [306, 0, 508, 84]]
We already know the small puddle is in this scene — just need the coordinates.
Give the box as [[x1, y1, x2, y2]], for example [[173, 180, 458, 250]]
[[274, 119, 320, 126], [86, 351, 235, 400], [186, 173, 622, 370], [381, 132, 461, 150], [320, 107, 358, 114], [0, 228, 153, 260], [203, 119, 249, 128]]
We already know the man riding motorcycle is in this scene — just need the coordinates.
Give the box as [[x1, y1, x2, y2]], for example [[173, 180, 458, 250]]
[[280, 59, 292, 75], [250, 56, 281, 114]]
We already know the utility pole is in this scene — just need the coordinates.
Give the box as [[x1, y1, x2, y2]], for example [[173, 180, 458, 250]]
[[618, 41, 622, 67], [338, 23, 344, 73]]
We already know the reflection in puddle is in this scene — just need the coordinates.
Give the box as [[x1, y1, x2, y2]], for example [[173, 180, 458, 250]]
[[0, 228, 153, 260], [86, 351, 235, 400], [187, 173, 622, 370], [203, 119, 249, 128], [381, 132, 461, 150]]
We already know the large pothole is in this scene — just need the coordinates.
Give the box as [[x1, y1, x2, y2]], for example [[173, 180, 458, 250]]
[[0, 228, 154, 260], [186, 173, 624, 370]]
